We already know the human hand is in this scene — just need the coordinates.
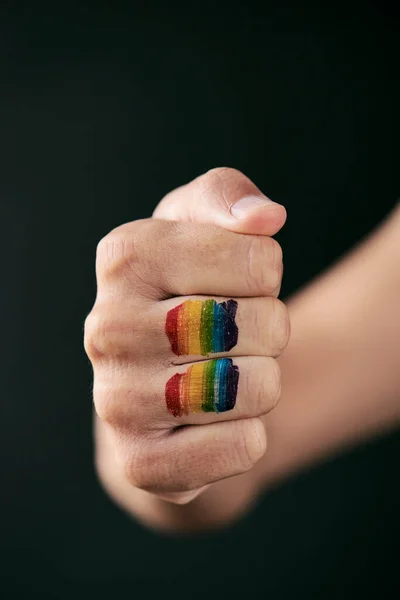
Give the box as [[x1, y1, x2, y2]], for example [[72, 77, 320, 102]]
[[84, 168, 289, 504]]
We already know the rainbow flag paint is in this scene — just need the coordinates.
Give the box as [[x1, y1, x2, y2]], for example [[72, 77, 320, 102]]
[[165, 299, 239, 356], [165, 358, 239, 417]]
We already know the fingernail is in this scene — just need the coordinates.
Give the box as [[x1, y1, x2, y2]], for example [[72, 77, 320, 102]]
[[230, 195, 280, 219]]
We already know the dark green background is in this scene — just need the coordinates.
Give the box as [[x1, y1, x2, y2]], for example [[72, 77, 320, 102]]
[[0, 1, 398, 597]]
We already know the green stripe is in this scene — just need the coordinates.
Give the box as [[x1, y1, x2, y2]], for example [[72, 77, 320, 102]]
[[200, 299, 214, 355], [201, 360, 217, 412]]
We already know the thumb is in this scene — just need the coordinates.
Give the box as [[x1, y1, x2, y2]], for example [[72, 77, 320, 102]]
[[153, 167, 287, 236]]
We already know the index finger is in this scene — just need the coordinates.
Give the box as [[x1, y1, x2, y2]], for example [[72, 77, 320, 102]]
[[95, 219, 283, 300]]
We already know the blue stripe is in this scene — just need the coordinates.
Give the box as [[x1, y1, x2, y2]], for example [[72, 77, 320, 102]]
[[212, 302, 224, 353], [214, 358, 229, 412]]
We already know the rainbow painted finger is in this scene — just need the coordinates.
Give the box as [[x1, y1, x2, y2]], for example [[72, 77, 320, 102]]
[[165, 299, 239, 356], [165, 358, 239, 417]]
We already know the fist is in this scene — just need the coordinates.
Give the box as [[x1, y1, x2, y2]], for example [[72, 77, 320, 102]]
[[84, 168, 290, 503]]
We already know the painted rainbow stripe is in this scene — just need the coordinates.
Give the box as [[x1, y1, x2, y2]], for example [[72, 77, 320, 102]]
[[165, 299, 238, 356], [165, 358, 239, 417]]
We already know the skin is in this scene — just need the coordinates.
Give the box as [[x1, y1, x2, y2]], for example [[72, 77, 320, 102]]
[[84, 167, 400, 533]]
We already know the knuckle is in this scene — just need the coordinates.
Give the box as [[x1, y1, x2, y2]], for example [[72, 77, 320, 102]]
[[84, 311, 104, 362], [94, 377, 147, 432], [269, 237, 283, 291], [96, 228, 137, 280], [253, 357, 281, 413], [93, 384, 116, 424], [124, 444, 156, 491], [268, 358, 282, 409], [195, 166, 252, 209], [271, 299, 290, 354], [232, 418, 267, 472], [208, 166, 243, 179], [246, 236, 283, 295], [245, 236, 264, 294], [197, 166, 245, 193], [93, 382, 125, 425], [83, 309, 125, 362], [95, 220, 159, 288]]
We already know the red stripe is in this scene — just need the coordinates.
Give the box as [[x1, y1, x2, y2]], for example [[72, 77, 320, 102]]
[[165, 373, 183, 417], [165, 304, 181, 355]]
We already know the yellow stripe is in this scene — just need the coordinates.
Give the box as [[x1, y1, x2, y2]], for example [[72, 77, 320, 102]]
[[188, 363, 205, 413]]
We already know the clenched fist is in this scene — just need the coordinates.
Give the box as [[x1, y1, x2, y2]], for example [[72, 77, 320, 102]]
[[84, 168, 290, 504]]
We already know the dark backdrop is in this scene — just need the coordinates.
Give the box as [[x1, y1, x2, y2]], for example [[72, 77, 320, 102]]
[[0, 1, 398, 597]]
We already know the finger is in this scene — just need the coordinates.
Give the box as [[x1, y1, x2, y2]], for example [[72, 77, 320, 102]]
[[153, 166, 287, 236], [163, 356, 280, 426], [95, 219, 282, 299], [91, 296, 290, 365], [93, 356, 280, 428], [161, 296, 290, 363], [84, 296, 290, 366], [121, 417, 267, 493]]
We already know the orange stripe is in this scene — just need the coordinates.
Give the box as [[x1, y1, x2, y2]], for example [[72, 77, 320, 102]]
[[182, 364, 192, 415], [177, 301, 187, 355]]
